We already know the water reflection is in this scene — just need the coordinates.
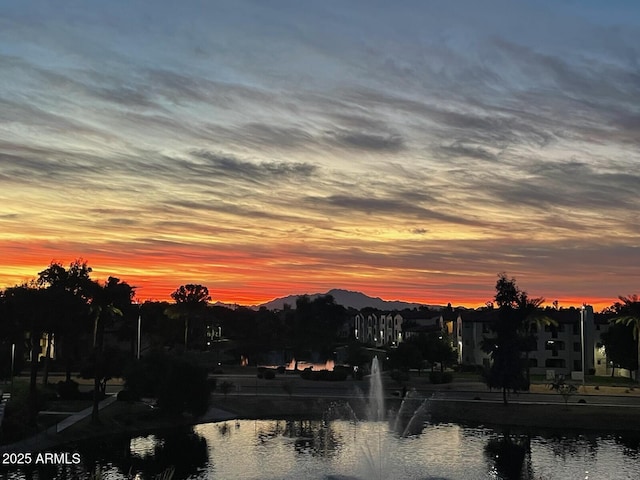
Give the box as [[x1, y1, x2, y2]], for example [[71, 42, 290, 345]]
[[74, 427, 208, 480], [484, 430, 533, 480], [616, 434, 640, 459], [127, 430, 208, 479], [287, 420, 343, 458], [4, 421, 640, 479], [541, 432, 599, 461]]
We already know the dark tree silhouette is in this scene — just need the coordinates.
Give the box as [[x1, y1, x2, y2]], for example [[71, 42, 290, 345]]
[[37, 260, 94, 383], [124, 350, 210, 416], [140, 301, 178, 348], [0, 289, 25, 380], [289, 295, 347, 357], [482, 274, 548, 405], [602, 322, 637, 375], [388, 340, 423, 372], [2, 283, 50, 422], [168, 284, 211, 350], [88, 276, 135, 423], [609, 295, 640, 381]]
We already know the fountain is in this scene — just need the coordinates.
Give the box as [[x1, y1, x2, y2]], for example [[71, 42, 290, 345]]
[[358, 356, 431, 433], [368, 357, 386, 422], [320, 356, 433, 480]]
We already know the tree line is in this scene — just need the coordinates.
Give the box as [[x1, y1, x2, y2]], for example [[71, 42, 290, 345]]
[[0, 260, 358, 428], [1, 262, 638, 420]]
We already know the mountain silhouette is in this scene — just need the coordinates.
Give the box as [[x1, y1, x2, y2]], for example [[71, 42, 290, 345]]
[[258, 288, 434, 310]]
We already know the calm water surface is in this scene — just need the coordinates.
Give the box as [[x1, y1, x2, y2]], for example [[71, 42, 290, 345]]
[[4, 419, 640, 479]]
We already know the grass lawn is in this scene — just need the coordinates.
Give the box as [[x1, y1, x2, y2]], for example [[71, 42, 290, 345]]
[[0, 378, 98, 445], [529, 374, 637, 386], [56, 401, 163, 445]]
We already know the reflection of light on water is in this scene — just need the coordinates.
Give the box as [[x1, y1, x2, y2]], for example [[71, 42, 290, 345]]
[[129, 420, 640, 480], [130, 435, 162, 458]]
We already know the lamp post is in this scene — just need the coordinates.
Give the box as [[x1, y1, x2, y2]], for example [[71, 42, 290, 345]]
[[137, 310, 142, 360], [580, 306, 586, 389], [10, 343, 15, 396]]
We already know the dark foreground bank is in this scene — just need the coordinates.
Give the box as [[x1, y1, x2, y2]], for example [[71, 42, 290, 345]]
[[5, 392, 640, 454]]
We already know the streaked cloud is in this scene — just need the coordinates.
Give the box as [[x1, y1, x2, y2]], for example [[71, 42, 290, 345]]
[[1, 0, 638, 308]]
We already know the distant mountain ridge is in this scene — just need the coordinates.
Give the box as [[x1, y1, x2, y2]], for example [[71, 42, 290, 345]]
[[258, 288, 437, 311]]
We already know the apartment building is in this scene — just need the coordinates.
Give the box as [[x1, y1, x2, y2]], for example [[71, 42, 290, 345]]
[[352, 304, 623, 378]]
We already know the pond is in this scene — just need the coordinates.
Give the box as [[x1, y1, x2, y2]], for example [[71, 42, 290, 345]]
[[3, 418, 640, 479]]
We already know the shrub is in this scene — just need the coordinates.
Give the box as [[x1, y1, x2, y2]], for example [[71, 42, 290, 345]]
[[390, 369, 410, 383], [282, 381, 294, 397], [333, 365, 351, 378], [331, 369, 348, 381], [455, 364, 484, 374], [257, 367, 277, 379], [300, 369, 347, 381], [56, 380, 80, 400], [117, 389, 139, 402], [0, 386, 48, 442], [548, 377, 578, 408], [429, 371, 453, 384], [2, 400, 34, 442], [124, 351, 210, 416], [219, 380, 234, 399], [208, 377, 218, 391]]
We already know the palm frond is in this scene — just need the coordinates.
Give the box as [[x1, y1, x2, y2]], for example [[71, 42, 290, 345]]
[[610, 315, 640, 340]]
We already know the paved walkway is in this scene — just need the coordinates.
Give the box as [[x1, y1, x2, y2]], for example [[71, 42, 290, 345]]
[[0, 394, 118, 453], [0, 391, 10, 427]]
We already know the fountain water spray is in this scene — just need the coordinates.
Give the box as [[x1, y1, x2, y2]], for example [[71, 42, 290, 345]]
[[368, 357, 385, 422], [351, 356, 432, 479]]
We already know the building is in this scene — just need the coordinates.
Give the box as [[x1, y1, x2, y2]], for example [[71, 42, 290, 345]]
[[459, 305, 628, 377], [352, 304, 627, 378], [353, 308, 463, 362], [353, 310, 403, 346]]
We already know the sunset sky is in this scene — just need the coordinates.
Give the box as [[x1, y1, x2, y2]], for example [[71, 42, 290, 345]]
[[1, 1, 638, 310]]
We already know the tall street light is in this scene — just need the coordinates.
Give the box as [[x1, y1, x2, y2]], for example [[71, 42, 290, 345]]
[[10, 343, 15, 396], [580, 305, 586, 390], [136, 302, 142, 360]]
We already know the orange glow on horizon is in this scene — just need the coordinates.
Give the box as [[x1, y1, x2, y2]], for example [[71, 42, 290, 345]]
[[0, 242, 622, 312], [0, 261, 614, 312]]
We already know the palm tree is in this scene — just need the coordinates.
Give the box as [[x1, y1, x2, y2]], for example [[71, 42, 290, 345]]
[[482, 274, 555, 404], [609, 295, 640, 381], [515, 293, 557, 386], [88, 277, 134, 423]]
